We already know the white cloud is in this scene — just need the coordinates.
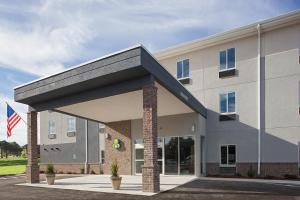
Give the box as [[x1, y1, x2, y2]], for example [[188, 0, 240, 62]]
[[0, 0, 292, 76]]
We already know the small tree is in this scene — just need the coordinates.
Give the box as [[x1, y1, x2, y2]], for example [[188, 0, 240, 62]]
[[110, 159, 119, 177], [46, 164, 55, 175], [247, 165, 255, 178], [45, 163, 56, 185], [21, 148, 27, 158]]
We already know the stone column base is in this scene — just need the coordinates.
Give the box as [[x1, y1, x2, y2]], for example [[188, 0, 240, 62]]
[[27, 164, 39, 183], [142, 165, 159, 193]]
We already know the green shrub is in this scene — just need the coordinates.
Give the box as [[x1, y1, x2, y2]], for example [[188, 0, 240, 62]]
[[247, 165, 255, 178], [264, 175, 275, 179], [110, 159, 119, 177], [21, 149, 27, 158], [46, 164, 55, 175], [284, 174, 298, 179], [80, 167, 84, 174], [234, 172, 242, 177], [90, 170, 96, 174]]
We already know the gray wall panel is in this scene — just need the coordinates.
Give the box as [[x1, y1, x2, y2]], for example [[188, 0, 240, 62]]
[[40, 114, 100, 164], [87, 121, 100, 163]]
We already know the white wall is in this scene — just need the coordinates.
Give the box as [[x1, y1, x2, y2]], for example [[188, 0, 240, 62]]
[[261, 23, 300, 162], [157, 23, 300, 164]]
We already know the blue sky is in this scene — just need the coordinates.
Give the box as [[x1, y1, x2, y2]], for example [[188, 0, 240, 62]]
[[0, 0, 300, 145]]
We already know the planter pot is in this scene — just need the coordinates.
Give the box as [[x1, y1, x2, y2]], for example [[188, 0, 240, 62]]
[[111, 176, 122, 190], [46, 174, 55, 185]]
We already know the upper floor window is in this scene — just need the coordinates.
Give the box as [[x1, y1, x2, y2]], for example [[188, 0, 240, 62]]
[[67, 117, 76, 132], [220, 48, 235, 71], [177, 59, 189, 79], [220, 92, 236, 114], [48, 120, 56, 135], [220, 145, 236, 166]]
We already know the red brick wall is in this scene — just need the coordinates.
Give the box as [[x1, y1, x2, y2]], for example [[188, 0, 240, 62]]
[[40, 163, 104, 174], [206, 162, 299, 178], [103, 120, 132, 175], [40, 163, 84, 174]]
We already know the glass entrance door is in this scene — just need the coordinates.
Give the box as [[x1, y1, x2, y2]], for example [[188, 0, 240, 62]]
[[134, 136, 195, 175], [134, 138, 163, 174], [180, 136, 194, 175], [164, 136, 195, 175], [164, 137, 179, 175]]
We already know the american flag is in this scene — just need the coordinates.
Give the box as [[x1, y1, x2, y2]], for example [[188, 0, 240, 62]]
[[7, 104, 21, 137]]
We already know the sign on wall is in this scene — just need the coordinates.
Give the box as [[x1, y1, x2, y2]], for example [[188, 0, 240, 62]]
[[112, 138, 121, 149]]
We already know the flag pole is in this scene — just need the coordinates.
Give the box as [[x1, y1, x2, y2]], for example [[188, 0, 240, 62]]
[[5, 101, 27, 125]]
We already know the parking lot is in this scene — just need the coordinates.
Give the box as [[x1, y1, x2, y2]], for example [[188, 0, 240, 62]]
[[1, 175, 300, 200]]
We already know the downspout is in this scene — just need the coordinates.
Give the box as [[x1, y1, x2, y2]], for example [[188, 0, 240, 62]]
[[85, 120, 89, 174], [256, 24, 261, 176]]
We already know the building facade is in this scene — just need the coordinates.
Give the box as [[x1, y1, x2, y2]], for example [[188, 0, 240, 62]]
[[40, 10, 300, 178]]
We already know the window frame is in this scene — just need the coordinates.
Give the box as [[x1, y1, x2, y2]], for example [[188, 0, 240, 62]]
[[67, 116, 76, 133], [134, 138, 164, 175], [219, 91, 236, 114], [100, 150, 105, 164], [219, 48, 236, 72], [176, 59, 190, 80], [48, 120, 56, 135], [219, 144, 237, 167]]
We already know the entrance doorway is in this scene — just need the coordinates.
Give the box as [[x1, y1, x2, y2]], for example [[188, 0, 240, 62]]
[[134, 138, 163, 174], [134, 136, 195, 175]]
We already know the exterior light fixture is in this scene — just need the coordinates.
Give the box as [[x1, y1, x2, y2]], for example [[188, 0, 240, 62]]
[[191, 124, 196, 132]]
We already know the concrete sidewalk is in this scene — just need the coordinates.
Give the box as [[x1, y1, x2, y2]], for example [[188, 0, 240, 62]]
[[18, 175, 196, 196]]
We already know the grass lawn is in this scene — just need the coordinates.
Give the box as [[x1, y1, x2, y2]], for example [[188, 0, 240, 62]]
[[0, 157, 27, 175]]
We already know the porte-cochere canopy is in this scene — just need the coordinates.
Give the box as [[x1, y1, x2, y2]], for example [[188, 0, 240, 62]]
[[14, 44, 206, 193]]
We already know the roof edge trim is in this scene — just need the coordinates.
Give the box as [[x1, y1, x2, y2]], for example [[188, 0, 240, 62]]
[[154, 9, 300, 59], [14, 44, 143, 89]]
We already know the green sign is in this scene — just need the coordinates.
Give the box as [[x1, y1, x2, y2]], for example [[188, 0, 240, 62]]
[[112, 138, 121, 149]]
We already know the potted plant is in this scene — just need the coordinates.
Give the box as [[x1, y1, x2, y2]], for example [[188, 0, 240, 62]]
[[46, 163, 55, 185], [110, 159, 122, 190]]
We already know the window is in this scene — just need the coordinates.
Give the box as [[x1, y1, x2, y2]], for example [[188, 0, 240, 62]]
[[101, 150, 105, 164], [219, 48, 235, 71], [48, 120, 55, 135], [134, 139, 144, 174], [134, 138, 163, 174], [99, 133, 105, 164], [220, 145, 236, 166], [220, 92, 236, 114], [67, 117, 76, 132], [177, 59, 189, 79]]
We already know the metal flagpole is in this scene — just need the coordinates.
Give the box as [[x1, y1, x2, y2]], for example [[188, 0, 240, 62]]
[[5, 101, 27, 125]]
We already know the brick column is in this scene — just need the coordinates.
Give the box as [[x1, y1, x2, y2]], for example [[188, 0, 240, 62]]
[[142, 84, 160, 193], [27, 110, 39, 183]]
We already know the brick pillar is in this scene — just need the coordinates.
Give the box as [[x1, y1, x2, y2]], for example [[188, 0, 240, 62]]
[[142, 84, 160, 193], [27, 111, 39, 183]]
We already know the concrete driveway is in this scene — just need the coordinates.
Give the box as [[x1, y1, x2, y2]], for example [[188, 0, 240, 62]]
[[1, 174, 300, 200]]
